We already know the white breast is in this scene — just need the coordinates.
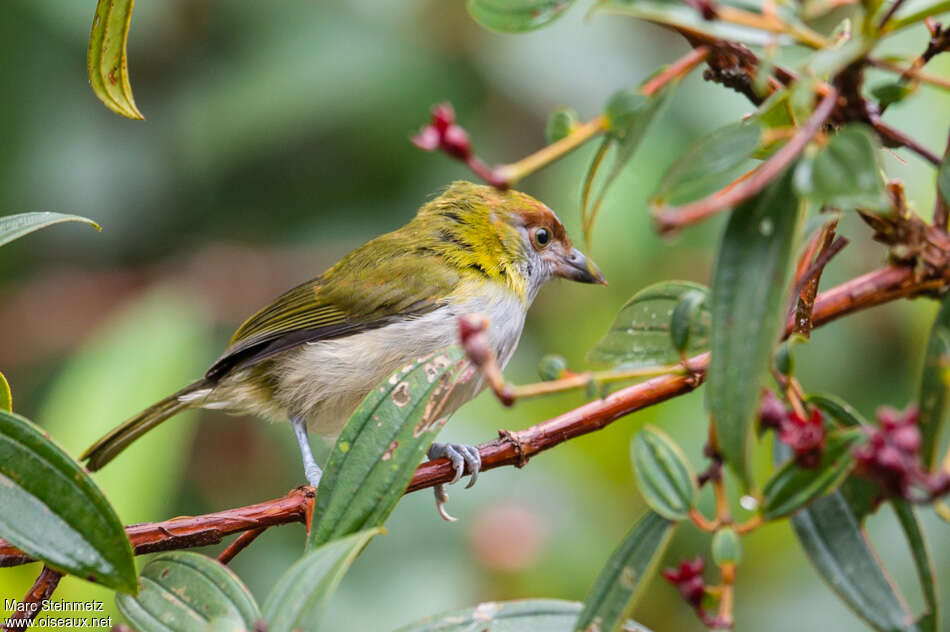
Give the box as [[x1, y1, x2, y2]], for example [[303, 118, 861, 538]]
[[208, 282, 527, 437]]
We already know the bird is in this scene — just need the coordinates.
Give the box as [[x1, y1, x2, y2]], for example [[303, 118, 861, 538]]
[[81, 181, 605, 508]]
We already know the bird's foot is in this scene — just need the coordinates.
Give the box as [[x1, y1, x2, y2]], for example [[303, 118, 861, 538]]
[[304, 462, 323, 488], [427, 442, 481, 522], [291, 416, 323, 489]]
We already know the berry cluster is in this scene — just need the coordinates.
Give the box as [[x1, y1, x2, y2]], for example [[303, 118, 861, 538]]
[[758, 390, 825, 468], [411, 103, 472, 160], [662, 557, 705, 607], [854, 405, 950, 500]]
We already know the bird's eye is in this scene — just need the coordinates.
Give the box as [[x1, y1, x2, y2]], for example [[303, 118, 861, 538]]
[[532, 227, 551, 248]]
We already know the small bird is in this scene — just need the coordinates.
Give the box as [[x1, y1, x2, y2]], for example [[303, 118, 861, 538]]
[[82, 181, 605, 503]]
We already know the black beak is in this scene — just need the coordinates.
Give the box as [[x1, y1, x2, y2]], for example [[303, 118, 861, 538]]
[[555, 247, 607, 285]]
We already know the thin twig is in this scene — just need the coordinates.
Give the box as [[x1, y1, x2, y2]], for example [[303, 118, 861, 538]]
[[0, 266, 943, 567], [2, 566, 63, 631], [870, 114, 943, 165], [641, 47, 711, 97], [653, 88, 838, 233], [217, 527, 267, 565], [877, 0, 908, 30]]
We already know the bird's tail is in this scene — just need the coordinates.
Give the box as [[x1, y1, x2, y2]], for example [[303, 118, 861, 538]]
[[81, 378, 212, 471]]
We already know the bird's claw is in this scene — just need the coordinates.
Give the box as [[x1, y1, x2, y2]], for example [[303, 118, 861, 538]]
[[427, 442, 482, 521]]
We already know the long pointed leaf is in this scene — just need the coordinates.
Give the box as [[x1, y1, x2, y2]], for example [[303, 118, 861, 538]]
[[918, 293, 950, 467], [0, 212, 100, 248], [0, 410, 136, 593], [88, 0, 143, 119], [263, 528, 381, 632], [707, 169, 801, 487], [396, 599, 584, 632], [574, 511, 673, 632], [309, 348, 467, 547], [117, 552, 261, 632], [892, 500, 939, 632], [0, 372, 10, 413]]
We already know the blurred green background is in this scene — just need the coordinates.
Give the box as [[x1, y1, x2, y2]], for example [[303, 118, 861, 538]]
[[1, 1, 949, 630]]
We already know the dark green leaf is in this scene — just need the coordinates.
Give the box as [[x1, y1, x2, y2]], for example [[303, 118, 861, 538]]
[[630, 426, 697, 520], [919, 290, 950, 467], [793, 124, 890, 211], [892, 500, 939, 632], [466, 0, 575, 32], [395, 599, 583, 632], [0, 410, 136, 593], [712, 527, 742, 565], [575, 511, 673, 632], [0, 212, 101, 249], [0, 372, 10, 413], [670, 290, 707, 354], [792, 491, 915, 631], [591, 0, 788, 45], [587, 281, 710, 368], [116, 552, 261, 632], [761, 430, 861, 520], [263, 528, 381, 632], [546, 107, 579, 144], [88, 0, 143, 119], [808, 392, 872, 427], [309, 348, 466, 547], [652, 121, 762, 207], [707, 169, 801, 487], [939, 158, 950, 207], [872, 82, 914, 108]]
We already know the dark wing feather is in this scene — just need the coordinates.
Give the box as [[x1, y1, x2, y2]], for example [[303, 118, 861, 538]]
[[205, 234, 459, 382]]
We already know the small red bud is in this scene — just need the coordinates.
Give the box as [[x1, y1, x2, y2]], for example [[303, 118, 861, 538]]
[[758, 390, 786, 430], [441, 124, 471, 160], [891, 425, 921, 453], [431, 102, 455, 133], [411, 125, 440, 151]]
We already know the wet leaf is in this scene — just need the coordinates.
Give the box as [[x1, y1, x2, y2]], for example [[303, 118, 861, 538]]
[[466, 0, 576, 32], [761, 430, 861, 520], [892, 500, 939, 632], [0, 410, 136, 593], [575, 511, 673, 632], [793, 124, 890, 211], [0, 212, 101, 249], [587, 281, 710, 368], [652, 121, 762, 207], [0, 372, 10, 413], [546, 107, 579, 144], [630, 426, 697, 520], [919, 292, 950, 467], [117, 552, 261, 632], [395, 599, 583, 632], [792, 490, 915, 631], [88, 0, 143, 119], [264, 529, 381, 632], [707, 169, 801, 487], [309, 348, 467, 547], [670, 290, 708, 354]]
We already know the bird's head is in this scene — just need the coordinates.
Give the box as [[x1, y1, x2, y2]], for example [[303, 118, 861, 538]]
[[415, 181, 606, 302]]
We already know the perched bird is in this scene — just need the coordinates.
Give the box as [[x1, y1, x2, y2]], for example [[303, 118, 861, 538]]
[[82, 181, 605, 503]]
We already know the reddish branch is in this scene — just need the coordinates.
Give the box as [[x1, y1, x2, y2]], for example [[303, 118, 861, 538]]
[[1, 566, 62, 632], [0, 264, 943, 570]]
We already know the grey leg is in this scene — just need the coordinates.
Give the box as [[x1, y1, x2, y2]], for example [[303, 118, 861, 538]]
[[427, 442, 482, 522], [291, 417, 322, 488]]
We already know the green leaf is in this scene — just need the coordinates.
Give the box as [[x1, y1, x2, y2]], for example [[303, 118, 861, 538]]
[[546, 107, 579, 145], [88, 0, 143, 119], [793, 124, 890, 211], [309, 348, 466, 547], [116, 552, 261, 632], [0, 212, 101, 249], [792, 491, 915, 632], [871, 82, 914, 108], [591, 0, 789, 45], [652, 121, 762, 207], [0, 410, 136, 593], [892, 500, 939, 632], [263, 529, 382, 632], [574, 511, 673, 632], [670, 290, 708, 354], [395, 599, 583, 632], [888, 0, 950, 31], [0, 371, 10, 413], [630, 426, 697, 520], [920, 284, 950, 467], [466, 0, 576, 32], [587, 281, 710, 368], [712, 527, 742, 566], [761, 430, 861, 520], [707, 169, 801, 487], [807, 392, 872, 428]]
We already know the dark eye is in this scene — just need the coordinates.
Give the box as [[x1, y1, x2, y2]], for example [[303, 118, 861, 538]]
[[532, 227, 551, 248]]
